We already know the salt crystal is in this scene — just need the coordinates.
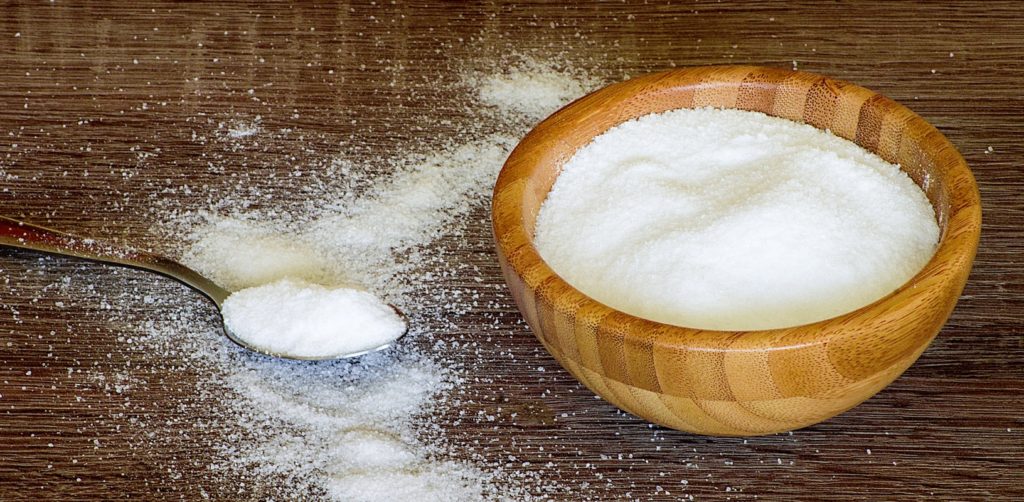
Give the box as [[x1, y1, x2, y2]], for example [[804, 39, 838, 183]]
[[184, 220, 328, 291], [535, 108, 939, 330], [476, 61, 597, 121], [221, 279, 405, 359]]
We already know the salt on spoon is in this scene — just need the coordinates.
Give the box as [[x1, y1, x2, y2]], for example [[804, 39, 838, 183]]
[[221, 279, 407, 360], [0, 215, 407, 360]]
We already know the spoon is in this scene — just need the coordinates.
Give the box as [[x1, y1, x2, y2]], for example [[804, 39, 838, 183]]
[[0, 215, 406, 360]]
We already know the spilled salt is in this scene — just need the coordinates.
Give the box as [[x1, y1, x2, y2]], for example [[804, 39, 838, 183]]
[[184, 222, 329, 291], [477, 62, 597, 121], [149, 58, 600, 500], [535, 107, 940, 330], [226, 117, 261, 139], [221, 279, 406, 359]]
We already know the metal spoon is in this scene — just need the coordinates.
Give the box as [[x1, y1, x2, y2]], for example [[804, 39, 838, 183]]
[[0, 215, 406, 360]]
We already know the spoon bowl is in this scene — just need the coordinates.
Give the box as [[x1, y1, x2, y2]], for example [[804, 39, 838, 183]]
[[0, 215, 406, 360]]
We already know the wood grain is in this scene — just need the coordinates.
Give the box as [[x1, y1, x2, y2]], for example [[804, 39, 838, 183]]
[[493, 66, 981, 436], [0, 1, 1021, 500]]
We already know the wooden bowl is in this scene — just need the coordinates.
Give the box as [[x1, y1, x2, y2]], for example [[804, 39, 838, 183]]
[[491, 66, 981, 436]]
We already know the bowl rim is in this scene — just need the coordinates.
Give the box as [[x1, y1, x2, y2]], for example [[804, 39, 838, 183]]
[[492, 65, 981, 351]]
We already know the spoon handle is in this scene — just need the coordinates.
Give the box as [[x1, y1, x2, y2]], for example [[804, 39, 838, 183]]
[[0, 216, 229, 306]]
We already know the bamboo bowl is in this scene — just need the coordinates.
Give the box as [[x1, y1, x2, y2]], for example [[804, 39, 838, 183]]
[[491, 66, 981, 436]]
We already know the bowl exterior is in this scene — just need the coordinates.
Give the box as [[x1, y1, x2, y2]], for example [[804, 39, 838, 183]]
[[492, 66, 980, 436]]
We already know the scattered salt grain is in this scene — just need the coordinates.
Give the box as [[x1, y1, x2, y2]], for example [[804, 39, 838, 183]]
[[476, 61, 597, 121], [146, 57, 598, 500], [226, 118, 261, 139], [535, 108, 939, 330], [185, 221, 329, 291], [221, 279, 406, 359]]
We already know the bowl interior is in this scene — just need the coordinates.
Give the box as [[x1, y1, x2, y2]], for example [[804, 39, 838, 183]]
[[516, 68, 960, 247], [495, 66, 980, 340]]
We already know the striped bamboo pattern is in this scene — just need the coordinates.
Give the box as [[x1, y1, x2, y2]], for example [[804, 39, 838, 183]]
[[491, 66, 981, 436]]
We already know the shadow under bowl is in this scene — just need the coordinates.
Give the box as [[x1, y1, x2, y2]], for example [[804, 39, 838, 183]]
[[491, 65, 981, 436]]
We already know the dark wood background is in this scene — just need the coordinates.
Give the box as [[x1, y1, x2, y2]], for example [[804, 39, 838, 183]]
[[0, 1, 1021, 500]]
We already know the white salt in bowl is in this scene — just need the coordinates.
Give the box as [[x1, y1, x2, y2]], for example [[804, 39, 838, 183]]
[[491, 66, 981, 436]]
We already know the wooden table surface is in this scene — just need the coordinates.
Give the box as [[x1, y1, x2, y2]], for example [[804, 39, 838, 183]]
[[0, 2, 1021, 500]]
